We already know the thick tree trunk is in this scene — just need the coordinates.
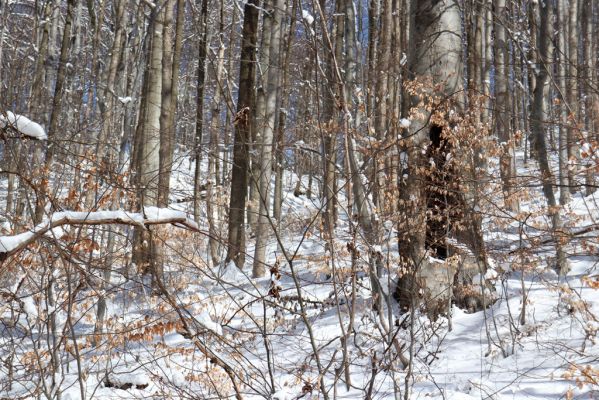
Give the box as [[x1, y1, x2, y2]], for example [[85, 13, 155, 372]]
[[253, 0, 285, 277], [225, 0, 259, 268], [158, 0, 185, 207], [132, 7, 164, 280], [396, 0, 467, 316]]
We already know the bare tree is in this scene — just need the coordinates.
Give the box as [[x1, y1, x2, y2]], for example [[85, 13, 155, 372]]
[[132, 5, 165, 279], [226, 0, 259, 268], [530, 0, 568, 275]]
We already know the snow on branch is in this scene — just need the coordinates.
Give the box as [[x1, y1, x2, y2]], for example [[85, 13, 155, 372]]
[[0, 207, 200, 261], [0, 111, 47, 140]]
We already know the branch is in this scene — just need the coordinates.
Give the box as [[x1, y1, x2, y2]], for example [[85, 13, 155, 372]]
[[508, 224, 599, 255], [0, 207, 200, 261]]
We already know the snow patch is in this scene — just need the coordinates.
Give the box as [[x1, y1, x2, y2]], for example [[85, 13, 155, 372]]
[[217, 261, 248, 282], [0, 111, 47, 140], [197, 310, 223, 335], [302, 9, 314, 25]]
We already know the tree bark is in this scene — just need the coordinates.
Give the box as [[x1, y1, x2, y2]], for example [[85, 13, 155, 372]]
[[225, 0, 259, 268], [530, 1, 568, 275], [396, 0, 465, 315], [273, 0, 297, 222], [132, 6, 164, 279], [566, 0, 579, 193], [194, 0, 209, 222], [34, 0, 77, 224], [494, 0, 518, 212], [581, 0, 595, 194], [158, 0, 184, 207], [207, 11, 227, 267], [253, 0, 285, 277], [557, 0, 571, 204]]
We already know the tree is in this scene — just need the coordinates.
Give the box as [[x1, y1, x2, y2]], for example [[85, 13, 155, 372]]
[[529, 0, 568, 275], [226, 0, 259, 268], [494, 0, 518, 212], [132, 5, 165, 280], [252, 0, 286, 277], [396, 0, 478, 315], [194, 0, 209, 223], [34, 0, 77, 224], [158, 0, 185, 207]]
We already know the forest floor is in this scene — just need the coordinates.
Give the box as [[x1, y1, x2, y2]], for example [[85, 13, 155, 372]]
[[1, 151, 599, 400]]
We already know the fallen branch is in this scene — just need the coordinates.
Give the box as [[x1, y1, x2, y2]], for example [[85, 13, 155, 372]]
[[508, 223, 599, 255], [0, 207, 201, 261]]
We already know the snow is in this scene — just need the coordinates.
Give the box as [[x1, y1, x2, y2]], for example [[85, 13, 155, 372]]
[[51, 210, 144, 225], [400, 52, 408, 66], [400, 118, 411, 129], [143, 206, 187, 221], [272, 387, 294, 400], [196, 310, 223, 335], [302, 9, 314, 25], [0, 208, 197, 256], [107, 371, 149, 387], [118, 96, 133, 104], [21, 296, 37, 320], [0, 111, 47, 140], [0, 230, 36, 253], [2, 156, 599, 400], [217, 260, 251, 283]]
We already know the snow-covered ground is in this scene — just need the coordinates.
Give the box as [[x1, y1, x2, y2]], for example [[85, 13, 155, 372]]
[[0, 150, 598, 399]]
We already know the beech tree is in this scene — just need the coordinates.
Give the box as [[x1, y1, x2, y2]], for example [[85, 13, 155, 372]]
[[396, 0, 469, 315], [1, 1, 599, 398]]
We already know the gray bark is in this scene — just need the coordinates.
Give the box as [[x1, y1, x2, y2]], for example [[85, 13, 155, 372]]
[[194, 0, 209, 222], [566, 0, 579, 192], [530, 1, 569, 275], [494, 0, 518, 212], [253, 0, 285, 277], [557, 0, 571, 204]]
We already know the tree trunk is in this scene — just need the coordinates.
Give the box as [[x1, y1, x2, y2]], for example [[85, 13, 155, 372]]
[[132, 6, 164, 280], [396, 0, 465, 316], [581, 0, 595, 194], [530, 1, 568, 275], [35, 0, 76, 224], [194, 0, 209, 222], [566, 0, 579, 193], [158, 0, 184, 207], [248, 4, 274, 233], [273, 0, 297, 222], [225, 0, 259, 268], [557, 0, 570, 204], [321, 0, 343, 239], [207, 12, 227, 267], [494, 0, 518, 212], [253, 0, 285, 277]]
